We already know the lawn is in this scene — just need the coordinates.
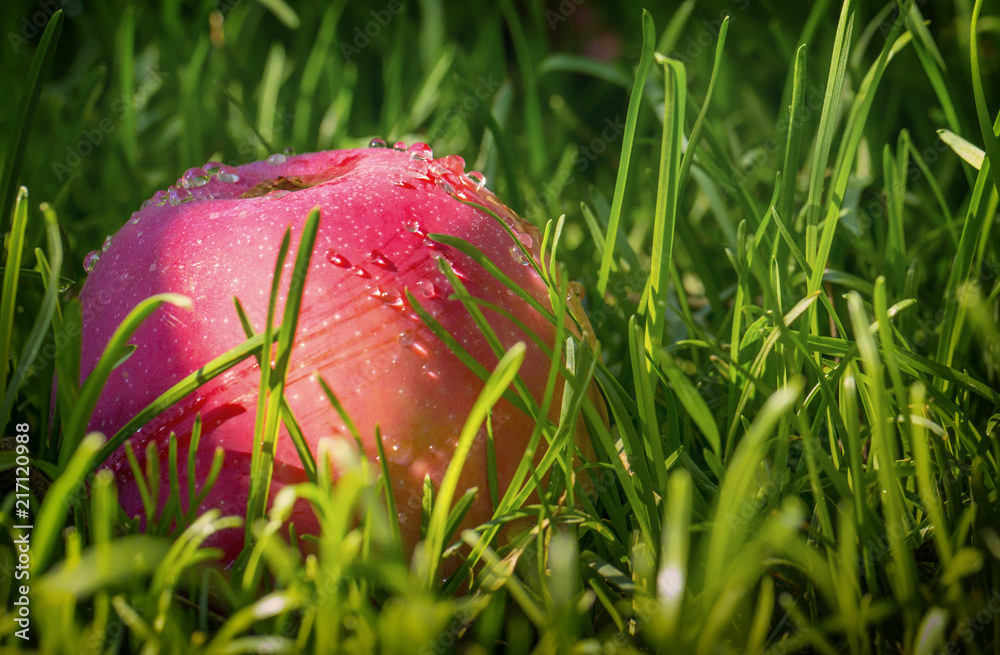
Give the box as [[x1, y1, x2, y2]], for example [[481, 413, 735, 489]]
[[2, 0, 1000, 653]]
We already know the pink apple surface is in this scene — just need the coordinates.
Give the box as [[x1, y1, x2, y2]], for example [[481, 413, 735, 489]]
[[80, 144, 594, 564]]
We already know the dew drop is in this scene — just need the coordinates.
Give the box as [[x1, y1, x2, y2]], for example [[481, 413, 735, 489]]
[[389, 441, 412, 464], [428, 161, 447, 177], [369, 250, 395, 270], [407, 142, 433, 160], [405, 220, 422, 234], [181, 167, 210, 188], [436, 177, 455, 194], [152, 190, 170, 207], [466, 170, 486, 189], [440, 154, 465, 174], [83, 250, 100, 273], [326, 250, 351, 268], [267, 153, 287, 165], [393, 141, 407, 151], [510, 245, 529, 266], [568, 281, 586, 300], [381, 288, 404, 308], [368, 285, 384, 299], [368, 137, 387, 148], [102, 235, 113, 252], [283, 146, 295, 156], [169, 187, 193, 205], [417, 279, 436, 298], [405, 164, 431, 181], [204, 161, 224, 175], [140, 199, 153, 209], [518, 231, 534, 248], [398, 330, 415, 346], [218, 166, 240, 183], [353, 266, 370, 279], [129, 212, 141, 225], [393, 179, 415, 188]]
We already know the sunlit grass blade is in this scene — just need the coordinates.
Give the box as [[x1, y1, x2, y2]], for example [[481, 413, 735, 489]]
[[970, 0, 1000, 200], [704, 379, 802, 592], [596, 9, 656, 296], [421, 342, 525, 586], [677, 17, 727, 197], [804, 0, 854, 264], [1, 203, 63, 438], [33, 432, 104, 574], [0, 187, 30, 410], [778, 45, 807, 223], [233, 297, 317, 483], [656, 469, 692, 641], [641, 55, 685, 378], [846, 291, 919, 638], [810, 0, 916, 295], [89, 332, 264, 471], [246, 208, 321, 545], [60, 292, 192, 470]]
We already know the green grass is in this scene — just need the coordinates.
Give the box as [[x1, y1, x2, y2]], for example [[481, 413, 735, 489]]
[[3, 0, 1000, 652]]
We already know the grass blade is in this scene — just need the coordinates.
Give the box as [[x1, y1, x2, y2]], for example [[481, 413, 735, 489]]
[[596, 9, 656, 296]]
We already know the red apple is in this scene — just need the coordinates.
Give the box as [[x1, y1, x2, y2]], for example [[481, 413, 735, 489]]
[[80, 143, 596, 565]]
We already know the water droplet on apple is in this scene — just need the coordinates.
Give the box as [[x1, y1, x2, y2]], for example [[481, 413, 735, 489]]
[[428, 161, 446, 177], [268, 153, 287, 165], [436, 177, 455, 194], [368, 138, 387, 148], [440, 155, 465, 174], [393, 179, 415, 188], [407, 142, 433, 160], [353, 266, 370, 279], [204, 161, 224, 175], [568, 280, 586, 300], [518, 231, 533, 248], [510, 245, 529, 266], [381, 288, 403, 308], [369, 250, 395, 270], [393, 141, 407, 151], [417, 280, 436, 298], [405, 164, 431, 181], [326, 250, 351, 268], [283, 147, 295, 156], [83, 250, 100, 273], [181, 167, 210, 188], [390, 441, 412, 464], [218, 166, 240, 183], [169, 187, 193, 205], [466, 171, 487, 189], [405, 220, 422, 234], [102, 235, 113, 252], [152, 190, 169, 207], [398, 329, 415, 346], [129, 212, 141, 225]]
